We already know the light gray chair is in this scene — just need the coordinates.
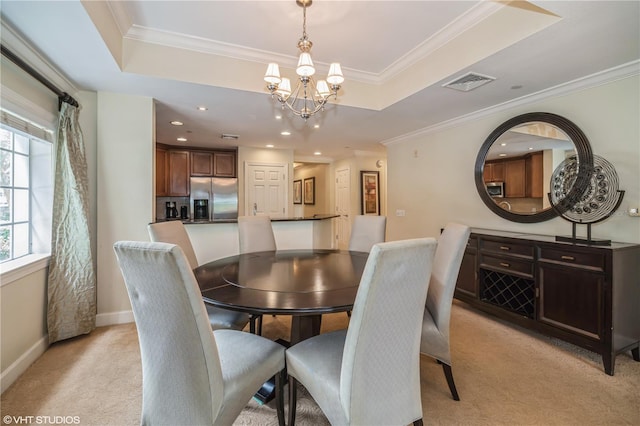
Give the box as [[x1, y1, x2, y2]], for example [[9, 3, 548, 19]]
[[237, 215, 277, 334], [147, 221, 255, 333], [237, 215, 277, 254], [420, 222, 471, 401], [348, 215, 387, 252], [113, 241, 286, 425], [286, 238, 437, 426]]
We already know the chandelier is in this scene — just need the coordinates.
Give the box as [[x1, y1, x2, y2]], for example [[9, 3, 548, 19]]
[[263, 0, 344, 121]]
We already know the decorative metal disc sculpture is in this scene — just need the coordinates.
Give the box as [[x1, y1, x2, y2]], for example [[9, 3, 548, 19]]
[[549, 154, 624, 245]]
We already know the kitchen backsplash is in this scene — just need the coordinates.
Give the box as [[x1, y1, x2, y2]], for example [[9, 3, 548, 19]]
[[156, 196, 189, 221]]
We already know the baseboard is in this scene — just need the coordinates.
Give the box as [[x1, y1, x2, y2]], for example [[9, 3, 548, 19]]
[[1, 336, 48, 394], [95, 310, 134, 327]]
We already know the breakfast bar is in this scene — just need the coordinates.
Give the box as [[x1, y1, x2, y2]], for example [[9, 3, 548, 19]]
[[181, 214, 338, 264]]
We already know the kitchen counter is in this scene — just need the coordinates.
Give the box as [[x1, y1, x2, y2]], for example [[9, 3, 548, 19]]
[[166, 215, 338, 264], [156, 214, 338, 224]]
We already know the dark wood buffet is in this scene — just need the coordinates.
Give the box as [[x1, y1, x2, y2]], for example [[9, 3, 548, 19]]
[[454, 229, 640, 375]]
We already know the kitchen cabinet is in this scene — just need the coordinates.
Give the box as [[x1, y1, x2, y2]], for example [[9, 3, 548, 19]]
[[454, 229, 640, 375], [168, 150, 190, 196], [504, 158, 526, 198], [526, 152, 543, 198], [483, 162, 505, 183], [213, 151, 236, 177], [155, 146, 168, 196], [190, 150, 236, 177]]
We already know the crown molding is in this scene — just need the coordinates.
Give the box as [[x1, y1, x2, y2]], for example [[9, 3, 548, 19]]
[[0, 19, 78, 97], [382, 60, 640, 147], [105, 0, 131, 37], [378, 1, 503, 82]]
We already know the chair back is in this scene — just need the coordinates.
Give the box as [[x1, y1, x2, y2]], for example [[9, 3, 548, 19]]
[[340, 237, 436, 425], [113, 241, 224, 424], [348, 215, 387, 252], [237, 215, 276, 254], [426, 223, 471, 332], [148, 221, 199, 268]]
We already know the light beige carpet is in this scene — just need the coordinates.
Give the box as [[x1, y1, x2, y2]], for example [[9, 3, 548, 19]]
[[2, 301, 639, 425]]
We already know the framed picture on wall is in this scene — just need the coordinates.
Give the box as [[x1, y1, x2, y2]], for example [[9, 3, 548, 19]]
[[304, 177, 315, 205], [360, 171, 380, 215], [293, 179, 302, 204]]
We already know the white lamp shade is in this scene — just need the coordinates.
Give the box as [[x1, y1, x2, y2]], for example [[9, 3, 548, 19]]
[[327, 63, 344, 85], [296, 52, 316, 77], [277, 78, 292, 97], [316, 80, 330, 97], [264, 63, 281, 84]]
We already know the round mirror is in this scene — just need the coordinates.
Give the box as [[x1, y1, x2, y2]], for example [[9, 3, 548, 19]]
[[475, 112, 593, 223]]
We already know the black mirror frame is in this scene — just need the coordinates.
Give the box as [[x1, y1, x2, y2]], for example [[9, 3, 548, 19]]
[[474, 112, 593, 223]]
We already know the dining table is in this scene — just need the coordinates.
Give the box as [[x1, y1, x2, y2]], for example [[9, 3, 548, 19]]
[[194, 249, 369, 345]]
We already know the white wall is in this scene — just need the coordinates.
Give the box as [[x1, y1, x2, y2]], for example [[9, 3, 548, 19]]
[[386, 75, 640, 244], [95, 92, 154, 325]]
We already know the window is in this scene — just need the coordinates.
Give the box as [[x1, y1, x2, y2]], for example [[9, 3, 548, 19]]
[[0, 123, 53, 263]]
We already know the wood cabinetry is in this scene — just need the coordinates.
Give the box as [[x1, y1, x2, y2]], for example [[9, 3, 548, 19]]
[[504, 158, 526, 197], [168, 150, 190, 196], [483, 162, 505, 183], [454, 230, 640, 375], [190, 150, 237, 177], [526, 152, 543, 198], [155, 146, 168, 196]]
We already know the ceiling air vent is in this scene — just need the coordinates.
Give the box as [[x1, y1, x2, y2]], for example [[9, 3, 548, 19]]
[[221, 134, 239, 140], [442, 72, 496, 92]]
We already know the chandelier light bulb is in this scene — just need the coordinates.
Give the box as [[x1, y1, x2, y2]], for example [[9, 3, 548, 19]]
[[327, 63, 344, 85], [277, 78, 292, 97], [316, 80, 330, 98], [264, 63, 281, 84], [296, 52, 315, 77]]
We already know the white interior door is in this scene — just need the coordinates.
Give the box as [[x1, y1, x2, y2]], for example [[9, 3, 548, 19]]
[[335, 167, 351, 250], [245, 162, 287, 218]]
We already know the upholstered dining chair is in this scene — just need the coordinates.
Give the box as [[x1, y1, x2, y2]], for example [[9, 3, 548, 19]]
[[147, 221, 255, 333], [286, 238, 437, 426], [237, 215, 277, 254], [237, 215, 277, 334], [113, 241, 286, 426], [348, 215, 387, 252], [420, 222, 471, 401]]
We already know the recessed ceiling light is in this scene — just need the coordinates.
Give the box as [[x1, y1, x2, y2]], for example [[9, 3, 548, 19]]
[[177, 137, 187, 142], [275, 115, 282, 120], [314, 151, 321, 156], [500, 143, 507, 146], [281, 131, 291, 136], [313, 124, 320, 129], [197, 106, 208, 111], [170, 120, 183, 126], [529, 147, 534, 150], [498, 153, 507, 157], [266, 144, 274, 148]]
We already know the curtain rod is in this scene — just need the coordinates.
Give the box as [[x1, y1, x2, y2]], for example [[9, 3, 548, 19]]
[[1, 44, 79, 110]]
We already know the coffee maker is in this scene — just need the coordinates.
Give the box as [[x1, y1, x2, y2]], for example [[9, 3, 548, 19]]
[[165, 201, 178, 219], [193, 199, 209, 220]]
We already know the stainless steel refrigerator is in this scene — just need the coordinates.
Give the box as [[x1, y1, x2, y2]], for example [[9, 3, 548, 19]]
[[189, 177, 238, 220]]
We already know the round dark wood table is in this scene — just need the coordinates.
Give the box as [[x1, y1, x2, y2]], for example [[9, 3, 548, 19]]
[[195, 249, 369, 344]]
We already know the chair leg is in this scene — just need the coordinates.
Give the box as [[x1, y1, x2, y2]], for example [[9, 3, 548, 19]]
[[413, 419, 424, 426], [257, 315, 263, 335], [275, 370, 285, 426], [441, 363, 460, 401], [288, 376, 298, 426]]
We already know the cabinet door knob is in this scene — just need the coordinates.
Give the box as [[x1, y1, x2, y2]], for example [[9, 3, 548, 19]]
[[500, 262, 510, 268], [561, 255, 575, 261]]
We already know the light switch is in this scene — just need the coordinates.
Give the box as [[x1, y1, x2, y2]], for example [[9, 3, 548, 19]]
[[396, 209, 406, 217]]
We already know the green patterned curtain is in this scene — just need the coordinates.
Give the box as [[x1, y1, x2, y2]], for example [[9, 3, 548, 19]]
[[47, 101, 96, 343]]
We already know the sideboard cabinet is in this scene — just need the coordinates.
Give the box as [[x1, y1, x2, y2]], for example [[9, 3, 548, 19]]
[[454, 229, 640, 375]]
